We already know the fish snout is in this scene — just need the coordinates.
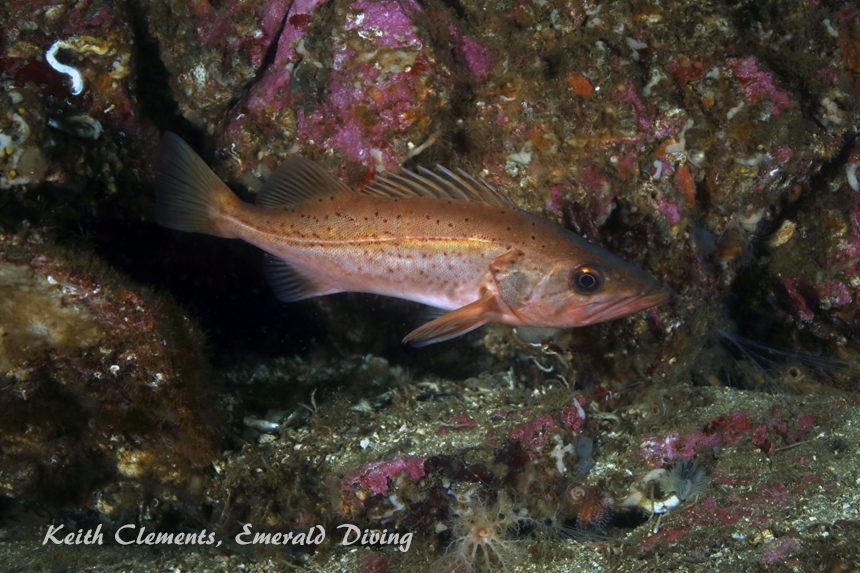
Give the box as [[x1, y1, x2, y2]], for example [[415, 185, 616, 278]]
[[571, 282, 672, 325]]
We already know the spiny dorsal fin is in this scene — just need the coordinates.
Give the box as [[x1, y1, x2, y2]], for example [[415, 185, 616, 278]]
[[262, 253, 340, 301], [363, 166, 519, 208], [256, 157, 353, 208]]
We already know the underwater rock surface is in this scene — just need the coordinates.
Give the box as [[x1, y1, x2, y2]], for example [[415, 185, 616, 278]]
[[0, 233, 227, 524], [1, 0, 860, 571]]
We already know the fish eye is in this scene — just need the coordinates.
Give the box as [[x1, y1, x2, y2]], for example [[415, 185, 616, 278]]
[[571, 266, 603, 294]]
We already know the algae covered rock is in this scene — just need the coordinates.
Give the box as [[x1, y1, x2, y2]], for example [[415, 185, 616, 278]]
[[0, 232, 228, 521]]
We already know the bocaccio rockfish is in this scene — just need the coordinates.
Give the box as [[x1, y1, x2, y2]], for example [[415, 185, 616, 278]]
[[155, 133, 670, 345]]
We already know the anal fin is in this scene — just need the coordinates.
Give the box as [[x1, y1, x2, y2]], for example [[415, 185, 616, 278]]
[[263, 253, 339, 302], [403, 292, 496, 346]]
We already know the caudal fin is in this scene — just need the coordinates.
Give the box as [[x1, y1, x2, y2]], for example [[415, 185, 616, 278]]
[[154, 132, 237, 237]]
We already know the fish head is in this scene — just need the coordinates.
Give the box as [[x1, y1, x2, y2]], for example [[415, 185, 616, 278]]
[[555, 256, 672, 326], [497, 237, 671, 328]]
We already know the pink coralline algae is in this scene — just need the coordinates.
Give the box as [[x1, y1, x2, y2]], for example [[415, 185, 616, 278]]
[[279, 0, 328, 56], [781, 277, 817, 321], [822, 281, 852, 306], [509, 415, 558, 458], [772, 147, 793, 164], [728, 57, 791, 115], [641, 468, 838, 553], [576, 164, 615, 225], [225, 0, 460, 179], [220, 0, 327, 146], [640, 410, 817, 465], [560, 396, 587, 431], [436, 414, 478, 436], [347, 0, 422, 45], [358, 553, 390, 573], [759, 538, 800, 565], [656, 194, 682, 226], [448, 414, 478, 431], [171, 0, 293, 64], [617, 81, 653, 130], [450, 28, 494, 79], [342, 455, 426, 497], [826, 207, 860, 274]]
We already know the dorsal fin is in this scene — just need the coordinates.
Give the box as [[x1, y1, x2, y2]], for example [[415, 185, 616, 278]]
[[256, 156, 353, 208], [363, 166, 519, 208]]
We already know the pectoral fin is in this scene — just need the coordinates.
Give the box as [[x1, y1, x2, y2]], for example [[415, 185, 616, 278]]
[[403, 292, 497, 346]]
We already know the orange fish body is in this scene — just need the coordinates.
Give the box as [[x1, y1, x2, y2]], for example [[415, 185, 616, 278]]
[[155, 133, 670, 345]]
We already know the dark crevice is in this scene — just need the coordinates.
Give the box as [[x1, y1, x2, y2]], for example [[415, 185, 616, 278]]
[[436, 0, 467, 20], [724, 130, 856, 349], [753, 130, 856, 244], [259, 9, 291, 76], [73, 3, 328, 366], [219, 3, 292, 124], [126, 1, 201, 146]]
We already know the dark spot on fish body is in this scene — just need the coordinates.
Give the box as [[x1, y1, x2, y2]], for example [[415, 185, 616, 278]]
[[531, 235, 536, 240]]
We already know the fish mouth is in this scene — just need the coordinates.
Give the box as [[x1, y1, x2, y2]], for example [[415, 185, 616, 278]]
[[578, 284, 673, 325]]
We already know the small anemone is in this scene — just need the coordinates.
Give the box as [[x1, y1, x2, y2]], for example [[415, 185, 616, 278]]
[[658, 460, 708, 502], [444, 493, 523, 573]]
